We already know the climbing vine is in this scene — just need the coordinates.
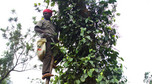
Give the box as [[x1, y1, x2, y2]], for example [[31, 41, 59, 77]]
[[35, 0, 126, 84]]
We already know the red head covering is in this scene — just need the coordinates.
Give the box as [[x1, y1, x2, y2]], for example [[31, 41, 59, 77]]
[[43, 9, 53, 14]]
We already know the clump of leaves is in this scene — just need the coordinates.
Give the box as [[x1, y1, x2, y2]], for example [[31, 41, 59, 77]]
[[48, 0, 126, 84], [35, 0, 126, 84], [144, 72, 152, 84]]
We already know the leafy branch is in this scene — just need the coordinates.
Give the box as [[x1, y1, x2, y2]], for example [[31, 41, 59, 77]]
[[0, 10, 37, 83]]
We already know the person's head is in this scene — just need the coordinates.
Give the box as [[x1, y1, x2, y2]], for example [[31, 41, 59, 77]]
[[43, 9, 53, 20]]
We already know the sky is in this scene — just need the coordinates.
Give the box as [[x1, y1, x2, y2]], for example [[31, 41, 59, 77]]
[[0, 0, 152, 84], [116, 0, 152, 83]]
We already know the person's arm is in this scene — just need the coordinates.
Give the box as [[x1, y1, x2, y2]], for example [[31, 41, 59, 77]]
[[35, 26, 50, 38], [34, 26, 45, 33], [34, 20, 46, 33]]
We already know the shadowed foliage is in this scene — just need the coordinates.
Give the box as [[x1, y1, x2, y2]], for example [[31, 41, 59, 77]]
[[35, 0, 126, 84]]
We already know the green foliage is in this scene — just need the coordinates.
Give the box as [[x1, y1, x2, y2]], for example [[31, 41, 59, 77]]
[[144, 72, 152, 84], [28, 77, 45, 84], [49, 0, 126, 84], [0, 10, 37, 83], [34, 0, 126, 83]]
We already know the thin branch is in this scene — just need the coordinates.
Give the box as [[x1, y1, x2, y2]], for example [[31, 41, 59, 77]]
[[13, 68, 32, 72], [0, 62, 17, 83], [0, 32, 37, 83]]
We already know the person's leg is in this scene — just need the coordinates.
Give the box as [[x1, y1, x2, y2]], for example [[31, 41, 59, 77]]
[[42, 41, 53, 79], [42, 53, 51, 74]]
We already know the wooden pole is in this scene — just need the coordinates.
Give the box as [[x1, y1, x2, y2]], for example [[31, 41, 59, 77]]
[[45, 78, 50, 84], [45, 56, 54, 84]]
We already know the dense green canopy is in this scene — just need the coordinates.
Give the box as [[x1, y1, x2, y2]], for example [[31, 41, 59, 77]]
[[0, 0, 126, 84], [46, 0, 126, 84]]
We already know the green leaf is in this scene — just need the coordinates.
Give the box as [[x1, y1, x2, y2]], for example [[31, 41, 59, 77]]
[[76, 49, 79, 54], [72, 20, 76, 24], [6, 42, 10, 46], [34, 3, 37, 7], [86, 56, 90, 60], [96, 56, 101, 61], [84, 73, 88, 79], [45, 0, 50, 5], [80, 76, 85, 82], [112, 35, 115, 38], [89, 61, 95, 67], [96, 29, 99, 33], [85, 17, 90, 23], [83, 69, 86, 73], [80, 57, 85, 61], [38, 3, 41, 6], [81, 38, 86, 43], [111, 77, 118, 83], [0, 28, 6, 32], [119, 57, 124, 61], [95, 68, 98, 72], [86, 36, 91, 41], [116, 13, 121, 16], [80, 73, 88, 82], [89, 49, 93, 53], [100, 72, 103, 75], [63, 62, 68, 67], [63, 25, 67, 29], [75, 80, 80, 84], [109, 0, 116, 3], [80, 27, 86, 36], [87, 69, 94, 77], [69, 15, 73, 19], [109, 67, 113, 71], [51, 1, 55, 6], [96, 74, 103, 82], [60, 47, 67, 54], [86, 30, 91, 34], [68, 57, 73, 62]]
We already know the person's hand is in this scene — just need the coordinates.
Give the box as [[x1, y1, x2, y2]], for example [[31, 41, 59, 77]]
[[42, 33, 49, 38]]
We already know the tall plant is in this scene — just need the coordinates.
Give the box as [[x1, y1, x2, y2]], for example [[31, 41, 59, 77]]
[[35, 0, 126, 83]]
